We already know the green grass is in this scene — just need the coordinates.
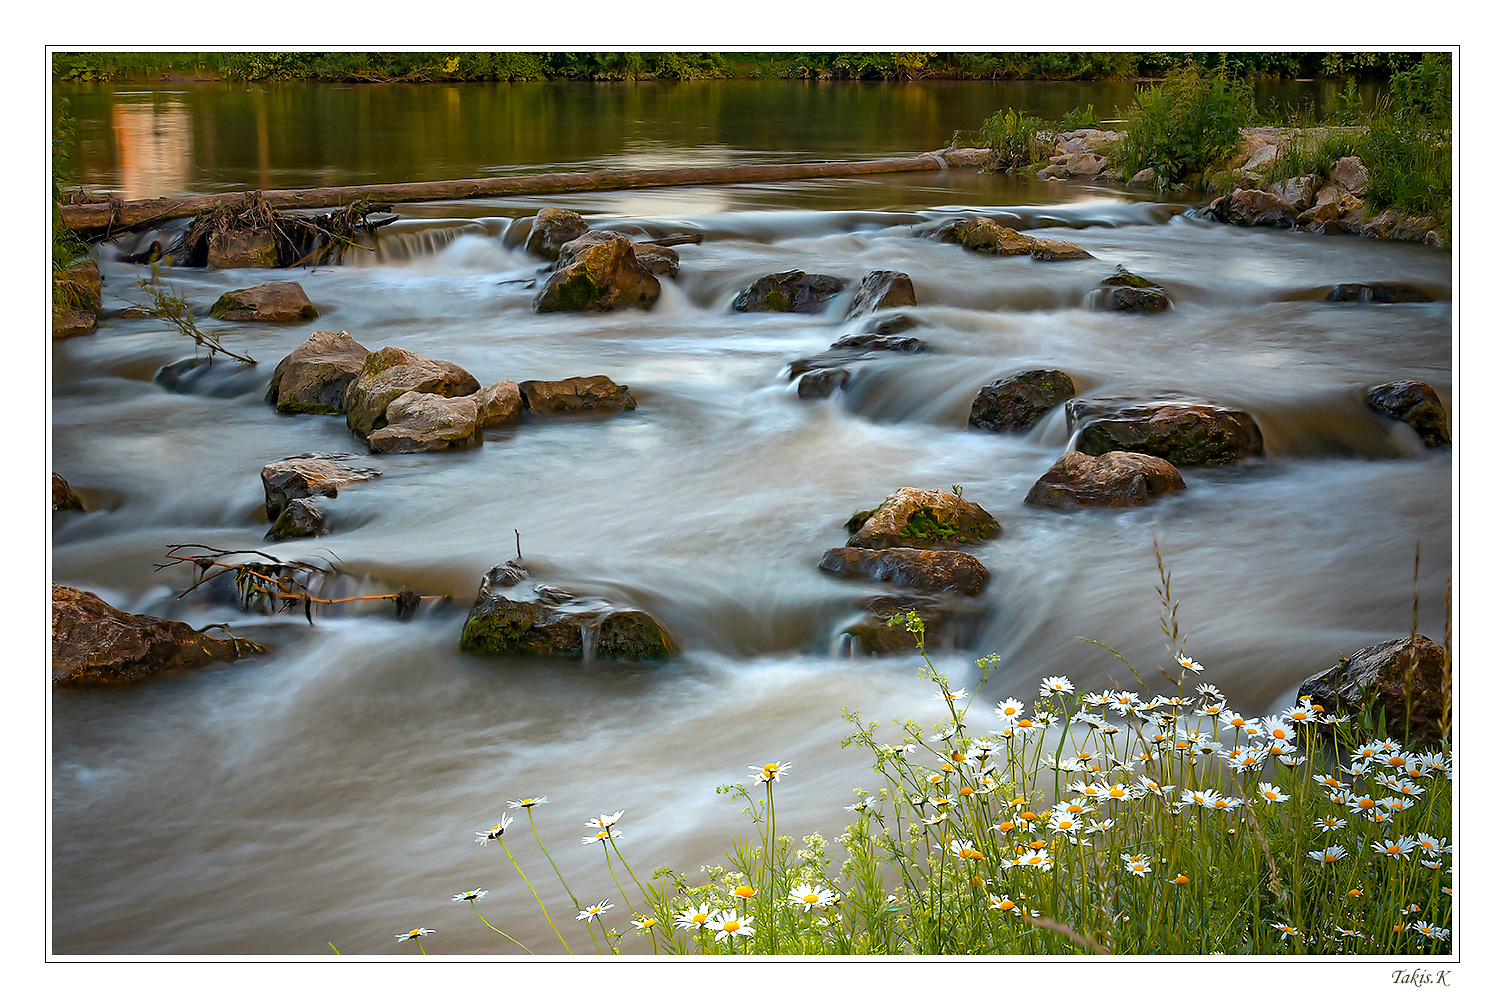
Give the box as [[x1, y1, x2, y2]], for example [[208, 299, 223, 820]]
[[417, 571, 1452, 956], [1113, 64, 1253, 188]]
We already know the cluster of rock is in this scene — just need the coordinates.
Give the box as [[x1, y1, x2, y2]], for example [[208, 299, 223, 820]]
[[1037, 129, 1121, 182], [459, 559, 673, 661], [1366, 380, 1451, 447], [1296, 635, 1450, 748], [920, 216, 1092, 260], [819, 487, 1000, 653], [261, 453, 381, 540], [265, 329, 634, 456], [51, 583, 265, 686], [526, 208, 680, 313]]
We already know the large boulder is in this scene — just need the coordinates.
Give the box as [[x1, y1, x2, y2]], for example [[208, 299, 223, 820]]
[[210, 281, 317, 322], [1024, 450, 1186, 509], [1269, 175, 1319, 212], [1093, 266, 1172, 313], [344, 347, 481, 439], [1069, 401, 1264, 467], [841, 594, 988, 655], [1330, 156, 1371, 195], [819, 547, 989, 596], [968, 369, 1077, 432], [206, 226, 281, 269], [533, 232, 660, 312], [1027, 236, 1093, 262], [267, 330, 372, 415], [525, 208, 590, 260], [1204, 188, 1297, 229], [261, 453, 380, 521], [519, 375, 636, 414], [734, 271, 846, 314], [1296, 635, 1449, 749], [459, 565, 673, 661], [53, 473, 85, 513], [846, 488, 1001, 550], [1366, 380, 1450, 447], [52, 583, 264, 685], [847, 270, 917, 318], [367, 391, 484, 453]]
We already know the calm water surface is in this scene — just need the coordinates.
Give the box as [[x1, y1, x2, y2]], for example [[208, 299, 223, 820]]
[[52, 80, 1447, 955]]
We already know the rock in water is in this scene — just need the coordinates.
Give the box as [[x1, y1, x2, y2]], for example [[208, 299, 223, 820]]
[[267, 498, 327, 540], [1024, 451, 1185, 509], [52, 473, 85, 512], [1093, 267, 1172, 313], [1296, 636, 1449, 748], [210, 281, 318, 322], [847, 270, 917, 318], [733, 271, 846, 313], [261, 453, 380, 520], [156, 357, 263, 398], [631, 243, 680, 278], [1028, 236, 1093, 261], [52, 308, 97, 339], [52, 584, 264, 685], [819, 547, 990, 596], [367, 391, 484, 453], [841, 595, 988, 655], [846, 488, 1002, 549], [206, 226, 282, 269], [519, 375, 636, 414], [968, 369, 1077, 432], [267, 330, 372, 415], [344, 347, 481, 439], [1203, 189, 1297, 229], [923, 217, 1090, 260], [1069, 401, 1264, 467], [533, 232, 661, 312], [459, 566, 673, 661], [1325, 283, 1434, 304], [1366, 380, 1450, 447], [524, 208, 590, 260]]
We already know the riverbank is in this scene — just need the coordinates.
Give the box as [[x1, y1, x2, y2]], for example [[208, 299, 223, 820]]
[[52, 52, 1428, 84]]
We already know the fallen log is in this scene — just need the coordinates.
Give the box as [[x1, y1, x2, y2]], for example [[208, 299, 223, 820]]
[[61, 150, 983, 235]]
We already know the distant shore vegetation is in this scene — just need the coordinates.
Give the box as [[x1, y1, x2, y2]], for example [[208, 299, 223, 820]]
[[52, 52, 1436, 85]]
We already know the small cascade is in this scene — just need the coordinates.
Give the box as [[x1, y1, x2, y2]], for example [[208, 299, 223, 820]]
[[343, 219, 506, 265]]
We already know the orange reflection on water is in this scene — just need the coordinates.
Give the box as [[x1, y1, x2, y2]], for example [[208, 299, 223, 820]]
[[111, 101, 192, 199]]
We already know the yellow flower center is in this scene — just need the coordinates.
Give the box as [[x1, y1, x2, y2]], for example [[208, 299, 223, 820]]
[[960, 787, 975, 796], [1358, 798, 1375, 809], [732, 885, 756, 899], [692, 913, 707, 924], [723, 920, 741, 933], [803, 893, 820, 903], [1173, 875, 1189, 884], [1017, 720, 1033, 729]]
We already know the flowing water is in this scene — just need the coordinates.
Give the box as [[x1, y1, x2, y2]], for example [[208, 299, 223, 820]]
[[51, 81, 1449, 956]]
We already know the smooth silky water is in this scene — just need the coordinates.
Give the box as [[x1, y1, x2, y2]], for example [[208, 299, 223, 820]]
[[52, 81, 1447, 955]]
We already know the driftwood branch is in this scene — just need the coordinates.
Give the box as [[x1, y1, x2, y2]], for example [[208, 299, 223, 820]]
[[60, 152, 975, 234]]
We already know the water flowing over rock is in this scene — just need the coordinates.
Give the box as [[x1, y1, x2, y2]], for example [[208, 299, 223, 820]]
[[1296, 635, 1449, 748], [534, 232, 661, 313], [52, 584, 264, 685], [819, 547, 989, 596], [847, 270, 917, 318], [846, 488, 1001, 549], [1366, 381, 1450, 447], [519, 375, 636, 414], [525, 208, 590, 260], [53, 473, 84, 513], [344, 346, 481, 439], [841, 594, 988, 655], [268, 330, 372, 415], [1069, 401, 1264, 467], [210, 281, 318, 322], [1093, 267, 1172, 313], [733, 270, 846, 313], [156, 357, 262, 398], [631, 243, 680, 278], [924, 216, 1089, 260], [1024, 450, 1185, 509], [1325, 283, 1435, 304], [459, 565, 673, 661], [261, 453, 380, 520], [787, 332, 931, 400], [267, 498, 327, 540], [207, 226, 282, 269], [968, 369, 1077, 432]]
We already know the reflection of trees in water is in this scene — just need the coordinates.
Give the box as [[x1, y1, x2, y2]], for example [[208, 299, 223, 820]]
[[111, 100, 192, 200]]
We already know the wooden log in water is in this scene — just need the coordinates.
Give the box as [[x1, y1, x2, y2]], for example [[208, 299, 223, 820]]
[[59, 151, 984, 234]]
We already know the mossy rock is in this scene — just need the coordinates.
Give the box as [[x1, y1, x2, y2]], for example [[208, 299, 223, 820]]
[[846, 488, 1002, 549], [968, 369, 1077, 432], [733, 271, 846, 313], [1071, 402, 1264, 467]]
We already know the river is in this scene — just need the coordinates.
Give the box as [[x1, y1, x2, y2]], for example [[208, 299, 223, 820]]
[[51, 79, 1449, 956]]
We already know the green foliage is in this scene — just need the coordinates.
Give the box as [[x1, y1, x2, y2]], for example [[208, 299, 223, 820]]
[[1115, 64, 1253, 187], [1058, 104, 1098, 131], [1388, 53, 1451, 127], [978, 108, 1053, 172], [51, 98, 91, 314]]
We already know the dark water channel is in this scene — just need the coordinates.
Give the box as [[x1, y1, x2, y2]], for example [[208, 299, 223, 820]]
[[51, 79, 1447, 955]]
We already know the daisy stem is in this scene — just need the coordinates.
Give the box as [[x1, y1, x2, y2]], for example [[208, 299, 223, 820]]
[[528, 809, 583, 911], [607, 837, 655, 903], [414, 937, 426, 955], [602, 844, 638, 916], [499, 838, 572, 953], [473, 904, 531, 953]]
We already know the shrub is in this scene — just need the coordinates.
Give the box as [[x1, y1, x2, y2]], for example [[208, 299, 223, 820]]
[[978, 108, 1053, 172], [1115, 64, 1252, 188]]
